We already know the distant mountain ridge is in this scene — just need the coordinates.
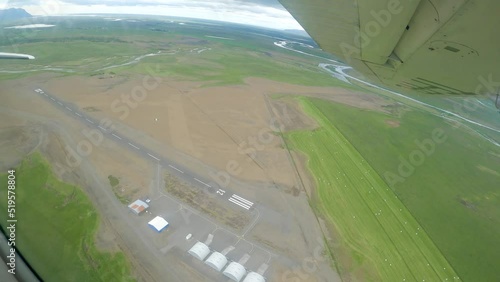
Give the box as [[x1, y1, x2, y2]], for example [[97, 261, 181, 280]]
[[0, 8, 32, 22]]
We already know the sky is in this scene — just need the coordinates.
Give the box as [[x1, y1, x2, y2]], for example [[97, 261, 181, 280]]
[[0, 0, 304, 30]]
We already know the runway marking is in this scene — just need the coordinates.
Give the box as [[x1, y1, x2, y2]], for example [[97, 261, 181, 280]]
[[98, 126, 106, 131], [57, 102, 63, 106], [65, 107, 72, 111], [148, 153, 160, 161], [228, 197, 251, 210], [230, 194, 254, 206], [75, 112, 82, 117], [229, 194, 254, 210], [50, 97, 55, 101], [43, 93, 48, 96], [128, 142, 140, 150], [168, 164, 184, 173], [194, 177, 211, 187], [85, 119, 94, 124], [112, 133, 122, 140]]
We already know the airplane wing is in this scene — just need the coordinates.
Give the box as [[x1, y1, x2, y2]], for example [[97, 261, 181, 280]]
[[278, 0, 500, 96], [0, 52, 35, 60]]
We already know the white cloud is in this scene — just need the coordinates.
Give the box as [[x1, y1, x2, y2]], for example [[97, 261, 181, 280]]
[[2, 0, 303, 30]]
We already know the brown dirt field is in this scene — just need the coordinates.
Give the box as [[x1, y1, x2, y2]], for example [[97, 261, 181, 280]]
[[268, 97, 319, 132], [246, 77, 391, 113], [38, 74, 387, 192], [0, 123, 41, 170], [385, 120, 401, 128], [290, 151, 317, 198]]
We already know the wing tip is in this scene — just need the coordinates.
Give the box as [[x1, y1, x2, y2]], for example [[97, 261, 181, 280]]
[[0, 52, 36, 60]]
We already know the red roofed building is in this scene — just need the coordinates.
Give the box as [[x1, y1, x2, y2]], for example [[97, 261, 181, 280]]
[[128, 199, 149, 215]]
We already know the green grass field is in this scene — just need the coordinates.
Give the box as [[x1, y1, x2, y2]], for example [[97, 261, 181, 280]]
[[0, 16, 342, 87], [125, 47, 340, 87], [285, 97, 460, 281], [302, 99, 500, 282], [0, 153, 134, 282]]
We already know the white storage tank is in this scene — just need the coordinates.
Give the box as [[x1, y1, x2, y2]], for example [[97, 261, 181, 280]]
[[204, 251, 228, 272], [223, 262, 246, 282], [188, 242, 210, 261], [242, 272, 265, 282]]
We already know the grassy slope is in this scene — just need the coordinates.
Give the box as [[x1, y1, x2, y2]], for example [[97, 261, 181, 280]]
[[307, 99, 500, 281], [286, 98, 459, 281], [0, 153, 134, 282]]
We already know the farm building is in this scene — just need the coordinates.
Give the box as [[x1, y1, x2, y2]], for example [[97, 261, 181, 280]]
[[128, 199, 149, 215], [188, 242, 210, 261], [148, 216, 169, 232], [204, 251, 227, 272], [242, 272, 265, 282], [223, 261, 247, 282]]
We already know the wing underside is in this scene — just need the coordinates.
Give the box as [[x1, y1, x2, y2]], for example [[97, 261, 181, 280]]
[[279, 0, 500, 96]]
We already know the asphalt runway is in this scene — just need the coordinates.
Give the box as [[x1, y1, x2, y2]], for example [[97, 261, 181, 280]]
[[34, 88, 256, 212]]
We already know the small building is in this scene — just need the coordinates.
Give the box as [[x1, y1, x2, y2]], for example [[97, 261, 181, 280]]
[[223, 262, 246, 282], [204, 251, 227, 272], [188, 242, 210, 261], [128, 199, 149, 215], [148, 216, 169, 232], [242, 272, 265, 282]]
